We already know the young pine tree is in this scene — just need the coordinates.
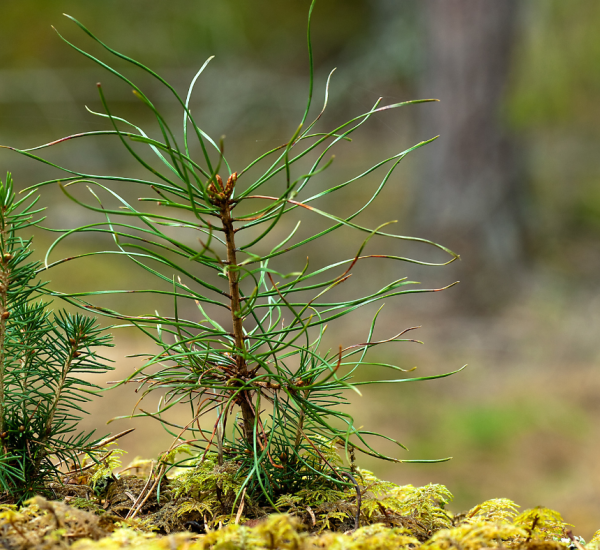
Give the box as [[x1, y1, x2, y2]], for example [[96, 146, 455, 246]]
[[1, 3, 464, 504]]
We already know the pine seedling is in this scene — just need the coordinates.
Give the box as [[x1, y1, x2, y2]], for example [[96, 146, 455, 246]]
[[2, 1, 464, 505], [0, 173, 113, 503]]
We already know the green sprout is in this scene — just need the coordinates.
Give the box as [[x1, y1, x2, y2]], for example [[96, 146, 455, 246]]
[[2, 1, 463, 505], [0, 173, 113, 504]]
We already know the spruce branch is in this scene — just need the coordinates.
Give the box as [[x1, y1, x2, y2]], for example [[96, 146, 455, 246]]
[[0, 173, 114, 503]]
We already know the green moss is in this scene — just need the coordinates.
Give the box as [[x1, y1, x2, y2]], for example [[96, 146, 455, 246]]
[[72, 528, 167, 550], [0, 496, 115, 548], [316, 523, 420, 550], [142, 455, 249, 533], [69, 497, 107, 516], [359, 470, 453, 535], [513, 507, 573, 541], [423, 521, 528, 550], [88, 444, 127, 495], [464, 498, 520, 524], [586, 530, 600, 550], [0, 468, 595, 550]]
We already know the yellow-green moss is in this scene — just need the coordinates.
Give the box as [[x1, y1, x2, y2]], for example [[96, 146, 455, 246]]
[[0, 471, 595, 550], [0, 496, 115, 548], [514, 507, 573, 541], [586, 530, 600, 550], [316, 523, 421, 550], [464, 498, 520, 523], [424, 521, 528, 550], [141, 455, 249, 533]]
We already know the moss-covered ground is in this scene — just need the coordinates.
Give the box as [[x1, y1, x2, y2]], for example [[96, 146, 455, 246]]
[[0, 453, 598, 550]]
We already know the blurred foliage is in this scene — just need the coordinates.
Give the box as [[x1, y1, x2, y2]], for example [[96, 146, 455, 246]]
[[1, 0, 368, 69], [509, 0, 600, 128], [507, 0, 600, 256], [3, 0, 600, 266]]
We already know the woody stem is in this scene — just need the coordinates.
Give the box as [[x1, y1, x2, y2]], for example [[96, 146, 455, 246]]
[[220, 199, 256, 445]]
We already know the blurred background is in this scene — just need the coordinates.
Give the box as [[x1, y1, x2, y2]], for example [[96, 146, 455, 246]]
[[1, 0, 600, 537]]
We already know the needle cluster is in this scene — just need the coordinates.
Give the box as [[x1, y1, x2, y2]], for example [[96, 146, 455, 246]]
[[0, 174, 113, 503]]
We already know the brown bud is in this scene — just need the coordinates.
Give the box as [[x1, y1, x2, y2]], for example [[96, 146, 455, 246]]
[[18, 426, 25, 433], [0, 432, 8, 439], [1, 311, 9, 320], [225, 172, 237, 194], [215, 174, 224, 191], [73, 351, 81, 358], [2, 253, 12, 262], [69, 338, 77, 346]]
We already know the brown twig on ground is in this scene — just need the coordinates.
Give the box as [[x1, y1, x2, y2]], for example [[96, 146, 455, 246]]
[[566, 530, 585, 550], [125, 461, 156, 520], [526, 515, 539, 543]]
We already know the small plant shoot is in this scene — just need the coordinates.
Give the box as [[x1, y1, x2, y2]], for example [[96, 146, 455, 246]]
[[2, 1, 463, 505]]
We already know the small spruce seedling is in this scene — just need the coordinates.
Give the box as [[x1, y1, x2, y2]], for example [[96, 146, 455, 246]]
[[0, 173, 113, 503], [3, 2, 463, 505]]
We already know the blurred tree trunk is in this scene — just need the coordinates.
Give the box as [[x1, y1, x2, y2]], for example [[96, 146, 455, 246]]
[[415, 0, 524, 311]]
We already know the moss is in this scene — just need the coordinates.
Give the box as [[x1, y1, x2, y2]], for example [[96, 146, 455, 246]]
[[71, 528, 180, 550], [421, 520, 528, 550], [0, 469, 596, 550], [586, 530, 600, 550], [0, 496, 116, 548], [88, 445, 127, 493], [358, 471, 453, 538], [320, 523, 421, 550], [514, 507, 573, 541], [275, 483, 353, 533], [463, 498, 520, 524], [69, 497, 108, 516], [141, 455, 252, 533], [59, 509, 583, 550], [521, 542, 568, 550]]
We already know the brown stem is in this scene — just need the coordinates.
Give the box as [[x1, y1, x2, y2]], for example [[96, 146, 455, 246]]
[[294, 389, 310, 449], [218, 183, 256, 445], [221, 202, 245, 361], [0, 212, 10, 438]]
